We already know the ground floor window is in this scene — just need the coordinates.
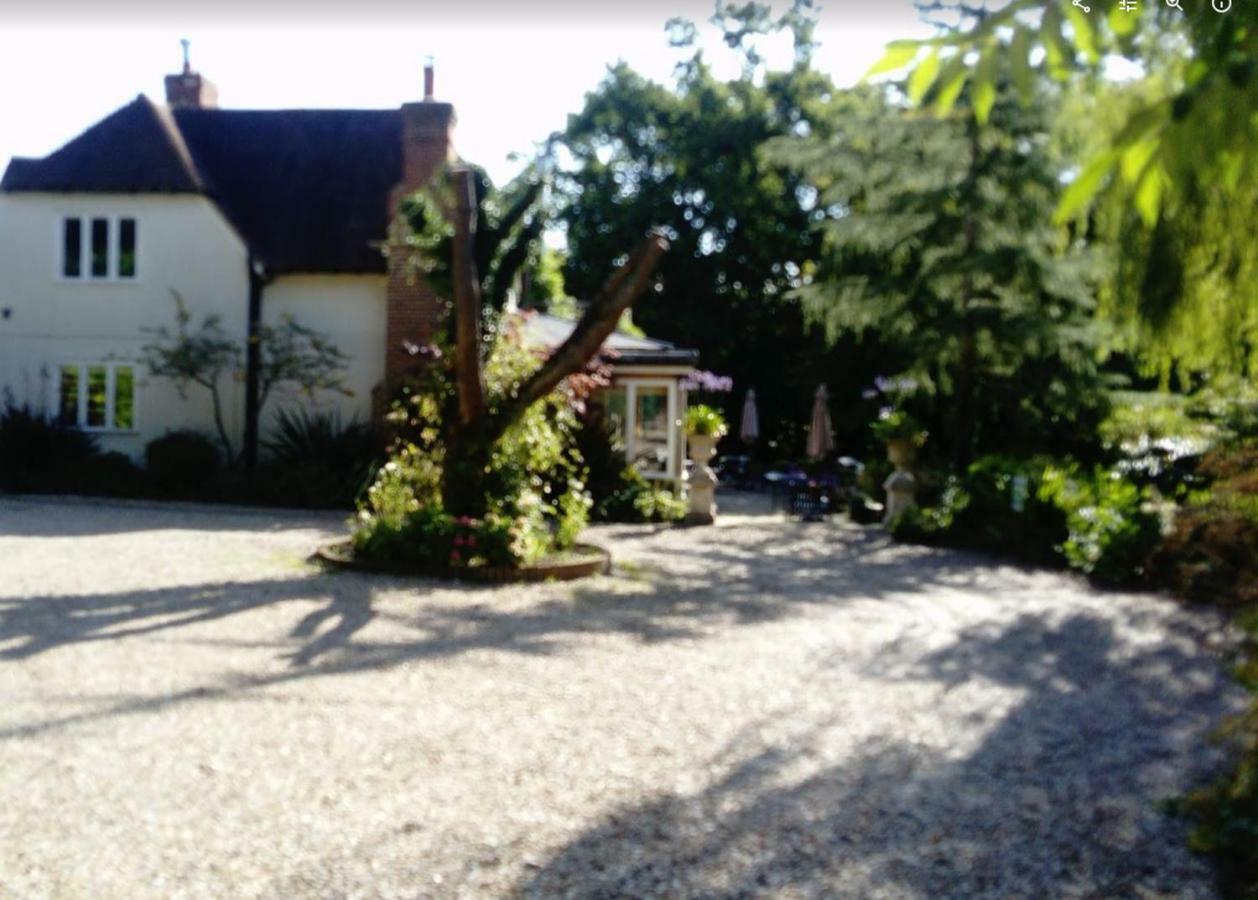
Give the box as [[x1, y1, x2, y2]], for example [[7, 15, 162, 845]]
[[58, 363, 135, 431]]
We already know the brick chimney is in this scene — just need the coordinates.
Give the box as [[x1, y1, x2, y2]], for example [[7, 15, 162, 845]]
[[384, 60, 456, 392], [165, 39, 218, 109]]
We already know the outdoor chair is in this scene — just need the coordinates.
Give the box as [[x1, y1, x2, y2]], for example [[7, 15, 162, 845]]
[[715, 454, 755, 490]]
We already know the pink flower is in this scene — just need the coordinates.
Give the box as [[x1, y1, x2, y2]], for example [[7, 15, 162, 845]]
[[449, 550, 462, 564]]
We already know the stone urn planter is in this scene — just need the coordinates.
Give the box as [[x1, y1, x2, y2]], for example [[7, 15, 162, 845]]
[[688, 434, 718, 465], [683, 405, 728, 525], [886, 437, 918, 471], [685, 434, 720, 525]]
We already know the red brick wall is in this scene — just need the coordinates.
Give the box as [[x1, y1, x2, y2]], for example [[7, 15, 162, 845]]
[[384, 101, 456, 393], [164, 73, 218, 109]]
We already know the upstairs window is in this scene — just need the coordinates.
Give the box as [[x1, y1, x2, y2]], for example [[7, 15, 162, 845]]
[[58, 363, 136, 431], [61, 216, 137, 280], [62, 219, 81, 278], [90, 218, 109, 277]]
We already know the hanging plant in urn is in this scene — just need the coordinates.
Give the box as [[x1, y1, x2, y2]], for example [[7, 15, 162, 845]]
[[685, 405, 728, 459], [864, 376, 927, 472], [871, 408, 928, 471], [683, 404, 728, 524]]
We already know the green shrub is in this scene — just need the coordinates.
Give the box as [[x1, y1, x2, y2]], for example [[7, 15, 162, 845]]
[[891, 456, 1067, 568], [633, 483, 687, 522], [1182, 697, 1258, 898], [351, 504, 517, 568], [890, 455, 1163, 586], [1039, 465, 1163, 588], [577, 407, 684, 524], [591, 467, 685, 524], [1188, 377, 1258, 441], [1166, 440, 1258, 897], [555, 487, 593, 549], [353, 331, 591, 568], [145, 431, 220, 497], [259, 408, 381, 509], [1101, 391, 1219, 450], [72, 452, 147, 497], [1152, 441, 1258, 609], [0, 403, 100, 493]]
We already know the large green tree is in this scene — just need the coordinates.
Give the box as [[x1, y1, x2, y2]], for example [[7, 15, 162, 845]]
[[766, 78, 1110, 466], [548, 3, 876, 453], [878, 0, 1258, 377]]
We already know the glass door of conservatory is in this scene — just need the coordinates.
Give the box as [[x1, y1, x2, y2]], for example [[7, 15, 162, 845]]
[[631, 385, 671, 477], [598, 379, 681, 482]]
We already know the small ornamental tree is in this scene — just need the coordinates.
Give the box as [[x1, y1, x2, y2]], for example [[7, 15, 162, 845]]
[[141, 291, 350, 462]]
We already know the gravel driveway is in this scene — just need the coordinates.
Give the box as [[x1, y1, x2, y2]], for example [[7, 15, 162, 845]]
[[0, 494, 1245, 899]]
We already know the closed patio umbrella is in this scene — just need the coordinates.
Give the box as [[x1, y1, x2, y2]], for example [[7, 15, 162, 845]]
[[805, 383, 834, 461], [739, 389, 760, 444]]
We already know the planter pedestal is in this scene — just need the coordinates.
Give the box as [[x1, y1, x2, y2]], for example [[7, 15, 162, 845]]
[[882, 438, 920, 524], [883, 469, 918, 524], [685, 434, 719, 525]]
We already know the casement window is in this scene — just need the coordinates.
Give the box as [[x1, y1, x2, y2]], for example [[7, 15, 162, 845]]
[[600, 380, 681, 481], [60, 216, 138, 280], [57, 363, 136, 431]]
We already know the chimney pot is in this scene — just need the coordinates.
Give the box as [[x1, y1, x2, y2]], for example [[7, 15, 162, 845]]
[[167, 38, 217, 109], [423, 57, 435, 101]]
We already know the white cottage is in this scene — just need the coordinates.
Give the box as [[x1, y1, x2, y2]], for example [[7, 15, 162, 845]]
[[0, 59, 696, 483]]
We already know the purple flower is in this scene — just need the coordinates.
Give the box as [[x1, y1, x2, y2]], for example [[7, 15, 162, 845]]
[[402, 341, 444, 360], [681, 370, 734, 393], [861, 389, 878, 400], [871, 374, 918, 397]]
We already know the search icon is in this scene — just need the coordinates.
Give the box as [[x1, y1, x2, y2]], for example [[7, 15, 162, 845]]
[[1166, 0, 1182, 9]]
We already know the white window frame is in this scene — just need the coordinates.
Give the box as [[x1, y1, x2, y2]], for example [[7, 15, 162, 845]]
[[55, 361, 140, 433], [56, 215, 140, 282], [616, 377, 680, 482]]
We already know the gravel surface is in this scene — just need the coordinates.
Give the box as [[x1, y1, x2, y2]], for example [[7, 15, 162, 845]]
[[0, 493, 1245, 899]]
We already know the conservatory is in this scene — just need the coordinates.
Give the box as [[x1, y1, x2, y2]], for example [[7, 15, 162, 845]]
[[519, 312, 699, 486]]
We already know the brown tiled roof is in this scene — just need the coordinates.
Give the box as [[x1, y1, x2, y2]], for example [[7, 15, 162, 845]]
[[1, 96, 406, 275], [1, 96, 203, 193], [173, 107, 402, 274]]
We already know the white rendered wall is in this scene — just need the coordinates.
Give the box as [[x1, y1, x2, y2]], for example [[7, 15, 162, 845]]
[[259, 274, 387, 438], [0, 192, 249, 460]]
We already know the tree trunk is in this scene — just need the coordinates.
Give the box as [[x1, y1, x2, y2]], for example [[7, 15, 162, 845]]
[[451, 169, 488, 430], [441, 422, 492, 518], [207, 381, 235, 465], [439, 166, 668, 518], [440, 169, 491, 518]]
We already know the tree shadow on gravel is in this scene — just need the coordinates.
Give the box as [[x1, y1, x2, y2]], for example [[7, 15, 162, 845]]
[[0, 496, 345, 537], [514, 612, 1241, 899], [0, 576, 375, 664], [0, 518, 989, 668], [0, 515, 1211, 748]]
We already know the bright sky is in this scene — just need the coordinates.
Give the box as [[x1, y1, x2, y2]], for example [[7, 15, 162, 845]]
[[0, 3, 934, 188]]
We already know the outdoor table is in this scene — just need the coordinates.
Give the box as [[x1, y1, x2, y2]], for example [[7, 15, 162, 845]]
[[763, 469, 808, 512]]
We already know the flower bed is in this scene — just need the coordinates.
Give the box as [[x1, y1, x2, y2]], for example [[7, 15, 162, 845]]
[[313, 541, 610, 584]]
